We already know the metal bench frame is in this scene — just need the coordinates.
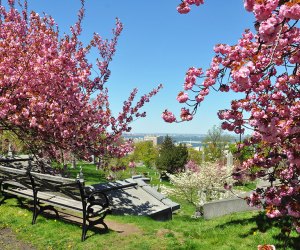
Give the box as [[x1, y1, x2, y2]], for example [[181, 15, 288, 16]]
[[0, 159, 110, 241]]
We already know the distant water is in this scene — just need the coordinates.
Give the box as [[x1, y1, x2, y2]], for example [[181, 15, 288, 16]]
[[123, 135, 203, 148], [177, 141, 202, 147]]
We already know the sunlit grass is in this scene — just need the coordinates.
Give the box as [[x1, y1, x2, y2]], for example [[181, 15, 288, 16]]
[[1, 198, 299, 249], [0, 163, 299, 249], [67, 162, 168, 186]]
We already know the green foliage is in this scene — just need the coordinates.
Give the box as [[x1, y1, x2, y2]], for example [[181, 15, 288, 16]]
[[110, 156, 130, 169], [234, 181, 257, 192], [156, 136, 188, 174], [187, 147, 203, 165], [229, 143, 255, 163], [174, 143, 189, 170], [0, 130, 26, 155], [131, 141, 158, 168]]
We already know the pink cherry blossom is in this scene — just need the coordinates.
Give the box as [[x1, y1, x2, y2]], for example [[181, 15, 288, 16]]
[[177, 0, 204, 14], [180, 108, 193, 121], [162, 110, 176, 123], [0, 0, 161, 162], [280, 2, 300, 20], [177, 91, 189, 103], [172, 0, 300, 232], [177, 2, 191, 14]]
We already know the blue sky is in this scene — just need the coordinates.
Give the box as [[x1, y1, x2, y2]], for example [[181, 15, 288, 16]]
[[18, 0, 255, 134]]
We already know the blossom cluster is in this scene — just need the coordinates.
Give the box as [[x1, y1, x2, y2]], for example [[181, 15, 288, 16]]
[[177, 0, 204, 14], [128, 161, 136, 168]]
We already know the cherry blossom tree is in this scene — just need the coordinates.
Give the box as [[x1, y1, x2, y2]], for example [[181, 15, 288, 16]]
[[163, 0, 300, 232], [0, 0, 161, 162]]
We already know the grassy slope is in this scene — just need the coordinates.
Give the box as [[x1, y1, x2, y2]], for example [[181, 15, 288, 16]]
[[0, 163, 299, 249]]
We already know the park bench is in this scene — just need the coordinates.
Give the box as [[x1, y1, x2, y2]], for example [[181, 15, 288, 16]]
[[0, 158, 110, 241]]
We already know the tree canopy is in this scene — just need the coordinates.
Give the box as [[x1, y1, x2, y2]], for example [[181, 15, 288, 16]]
[[163, 0, 300, 232], [131, 141, 158, 168], [156, 136, 188, 174], [0, 0, 161, 161]]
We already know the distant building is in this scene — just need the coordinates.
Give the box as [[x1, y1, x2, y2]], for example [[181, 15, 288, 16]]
[[143, 135, 164, 146], [132, 137, 144, 143]]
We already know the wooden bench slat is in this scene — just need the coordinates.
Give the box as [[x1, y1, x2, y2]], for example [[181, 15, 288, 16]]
[[4, 188, 33, 199], [4, 187, 106, 214], [0, 165, 27, 175], [5, 188, 83, 210], [31, 172, 76, 184], [1, 180, 31, 189]]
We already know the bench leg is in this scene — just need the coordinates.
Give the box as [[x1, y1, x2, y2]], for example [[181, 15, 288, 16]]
[[0, 195, 8, 205], [32, 194, 38, 225], [81, 212, 88, 241], [81, 215, 109, 241], [81, 220, 108, 242], [17, 197, 25, 207], [0, 193, 25, 206], [37, 204, 59, 218], [87, 217, 108, 231], [32, 202, 59, 224], [81, 208, 109, 241]]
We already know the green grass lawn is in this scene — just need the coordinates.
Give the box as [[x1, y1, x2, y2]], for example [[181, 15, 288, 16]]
[[67, 162, 169, 186], [67, 162, 107, 185], [0, 163, 299, 249]]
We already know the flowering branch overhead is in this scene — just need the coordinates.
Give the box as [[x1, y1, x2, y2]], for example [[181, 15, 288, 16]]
[[0, 0, 162, 161], [166, 0, 300, 232]]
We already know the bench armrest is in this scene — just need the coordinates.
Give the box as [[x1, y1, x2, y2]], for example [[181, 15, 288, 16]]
[[86, 190, 109, 207]]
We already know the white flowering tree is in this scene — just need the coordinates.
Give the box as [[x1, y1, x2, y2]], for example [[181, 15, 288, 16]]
[[161, 160, 234, 211]]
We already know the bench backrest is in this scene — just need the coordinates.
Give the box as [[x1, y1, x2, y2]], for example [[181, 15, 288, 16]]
[[0, 162, 85, 202], [30, 172, 84, 201], [0, 165, 32, 189], [0, 158, 32, 171]]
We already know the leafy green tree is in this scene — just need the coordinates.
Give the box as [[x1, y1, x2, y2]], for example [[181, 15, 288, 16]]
[[175, 143, 189, 170], [188, 147, 203, 165], [156, 136, 188, 174], [131, 141, 158, 168]]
